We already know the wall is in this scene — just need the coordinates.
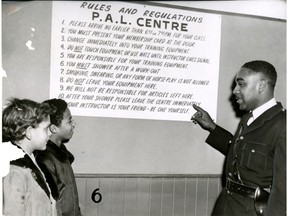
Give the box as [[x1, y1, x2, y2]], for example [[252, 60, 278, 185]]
[[2, 1, 286, 175], [2, 1, 286, 215], [75, 175, 222, 216]]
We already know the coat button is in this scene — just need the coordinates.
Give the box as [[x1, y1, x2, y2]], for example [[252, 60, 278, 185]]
[[239, 136, 244, 140]]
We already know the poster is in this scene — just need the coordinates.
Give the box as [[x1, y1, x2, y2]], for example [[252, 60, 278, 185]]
[[50, 1, 221, 121]]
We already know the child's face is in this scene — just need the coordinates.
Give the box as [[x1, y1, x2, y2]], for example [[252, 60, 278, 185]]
[[30, 116, 51, 151], [56, 108, 76, 142]]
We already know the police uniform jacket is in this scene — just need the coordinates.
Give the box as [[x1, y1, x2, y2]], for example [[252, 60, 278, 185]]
[[206, 102, 286, 215]]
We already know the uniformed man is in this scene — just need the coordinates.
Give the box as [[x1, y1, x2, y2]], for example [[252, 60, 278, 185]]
[[192, 60, 286, 215]]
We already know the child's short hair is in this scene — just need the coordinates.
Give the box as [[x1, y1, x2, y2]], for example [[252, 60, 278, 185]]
[[2, 98, 55, 143], [43, 98, 68, 127]]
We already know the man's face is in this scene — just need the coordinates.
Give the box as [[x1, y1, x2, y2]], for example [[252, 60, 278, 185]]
[[55, 108, 76, 143], [233, 67, 263, 111]]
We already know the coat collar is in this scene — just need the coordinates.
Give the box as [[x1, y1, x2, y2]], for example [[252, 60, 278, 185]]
[[10, 154, 51, 198], [242, 102, 285, 134], [46, 140, 74, 164]]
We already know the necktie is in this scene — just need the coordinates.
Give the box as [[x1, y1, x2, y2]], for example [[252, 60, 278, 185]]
[[241, 112, 253, 131]]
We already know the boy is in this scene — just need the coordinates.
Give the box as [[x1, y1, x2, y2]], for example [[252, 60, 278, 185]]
[[36, 98, 82, 216]]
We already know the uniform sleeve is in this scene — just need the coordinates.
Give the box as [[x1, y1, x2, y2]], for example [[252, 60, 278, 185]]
[[3, 169, 26, 216], [264, 118, 286, 215], [205, 125, 234, 155]]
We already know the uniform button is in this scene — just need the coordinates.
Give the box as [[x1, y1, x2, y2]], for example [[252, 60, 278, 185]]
[[229, 140, 232, 143], [228, 172, 232, 177], [251, 149, 255, 153], [239, 136, 244, 140]]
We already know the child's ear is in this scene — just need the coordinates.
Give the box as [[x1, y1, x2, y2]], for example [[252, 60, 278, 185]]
[[49, 124, 57, 134], [25, 126, 33, 140]]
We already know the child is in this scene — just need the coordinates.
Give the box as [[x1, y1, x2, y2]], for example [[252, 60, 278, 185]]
[[2, 98, 57, 216], [36, 98, 82, 216]]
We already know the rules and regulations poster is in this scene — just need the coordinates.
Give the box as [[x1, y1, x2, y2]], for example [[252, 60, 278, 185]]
[[50, 1, 221, 121]]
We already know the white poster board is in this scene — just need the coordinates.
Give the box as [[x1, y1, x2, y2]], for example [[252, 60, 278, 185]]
[[50, 1, 221, 121]]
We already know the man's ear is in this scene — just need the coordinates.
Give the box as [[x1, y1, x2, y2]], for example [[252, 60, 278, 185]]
[[259, 79, 268, 93], [49, 124, 58, 134]]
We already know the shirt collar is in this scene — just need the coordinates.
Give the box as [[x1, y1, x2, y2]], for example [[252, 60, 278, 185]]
[[252, 98, 277, 120]]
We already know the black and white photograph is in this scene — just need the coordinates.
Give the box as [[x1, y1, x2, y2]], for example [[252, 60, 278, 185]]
[[1, 1, 286, 215]]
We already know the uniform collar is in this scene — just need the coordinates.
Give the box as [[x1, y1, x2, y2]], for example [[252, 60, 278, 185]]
[[252, 98, 277, 121], [243, 102, 285, 134]]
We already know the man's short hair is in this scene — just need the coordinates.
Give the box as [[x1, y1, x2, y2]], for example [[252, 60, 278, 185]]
[[242, 60, 277, 88]]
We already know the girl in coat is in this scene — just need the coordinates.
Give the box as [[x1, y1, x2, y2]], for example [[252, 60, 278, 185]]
[[2, 98, 57, 216]]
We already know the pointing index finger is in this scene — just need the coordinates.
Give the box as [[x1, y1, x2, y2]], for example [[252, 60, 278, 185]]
[[193, 104, 205, 113]]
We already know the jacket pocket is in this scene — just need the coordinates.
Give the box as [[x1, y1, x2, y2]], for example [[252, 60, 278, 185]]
[[240, 141, 268, 173]]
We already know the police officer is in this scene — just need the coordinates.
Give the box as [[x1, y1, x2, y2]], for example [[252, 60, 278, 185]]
[[192, 60, 286, 215]]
